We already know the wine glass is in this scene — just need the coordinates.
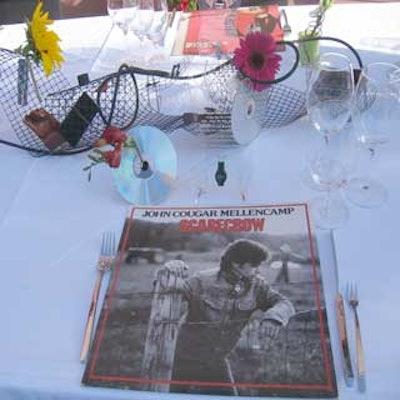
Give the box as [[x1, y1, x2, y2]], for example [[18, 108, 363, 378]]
[[107, 0, 138, 36], [145, 0, 169, 65], [346, 62, 400, 208], [147, 0, 168, 46], [90, 0, 139, 77], [130, 0, 155, 43], [306, 52, 355, 229]]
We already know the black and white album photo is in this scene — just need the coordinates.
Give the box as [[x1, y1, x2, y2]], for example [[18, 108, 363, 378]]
[[82, 204, 337, 398]]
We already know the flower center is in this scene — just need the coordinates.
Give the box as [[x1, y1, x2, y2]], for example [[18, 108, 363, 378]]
[[250, 52, 265, 70]]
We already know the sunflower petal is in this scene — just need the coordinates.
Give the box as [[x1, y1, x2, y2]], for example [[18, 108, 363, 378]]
[[26, 1, 64, 77]]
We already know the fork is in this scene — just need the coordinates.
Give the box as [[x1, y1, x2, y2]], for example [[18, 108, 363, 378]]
[[80, 232, 116, 363], [280, 9, 292, 35], [347, 282, 366, 392]]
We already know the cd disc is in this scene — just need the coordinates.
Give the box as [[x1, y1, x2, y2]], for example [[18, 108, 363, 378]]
[[112, 125, 177, 205], [231, 88, 262, 145]]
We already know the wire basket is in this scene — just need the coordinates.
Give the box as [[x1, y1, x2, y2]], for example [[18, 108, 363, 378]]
[[0, 35, 365, 154], [0, 49, 307, 154], [0, 49, 70, 153]]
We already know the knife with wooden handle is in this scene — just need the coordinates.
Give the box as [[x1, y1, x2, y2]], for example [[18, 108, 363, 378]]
[[336, 293, 354, 386]]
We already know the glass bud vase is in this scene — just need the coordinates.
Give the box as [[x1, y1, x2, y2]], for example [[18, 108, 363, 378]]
[[298, 33, 320, 67], [298, 32, 320, 89]]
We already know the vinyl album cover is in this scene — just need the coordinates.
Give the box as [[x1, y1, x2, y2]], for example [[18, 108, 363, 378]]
[[82, 204, 337, 398], [172, 5, 284, 56]]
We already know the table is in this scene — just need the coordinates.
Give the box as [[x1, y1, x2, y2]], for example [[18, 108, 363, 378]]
[[0, 3, 399, 400]]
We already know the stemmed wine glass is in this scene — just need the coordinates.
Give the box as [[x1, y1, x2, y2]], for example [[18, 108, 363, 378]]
[[145, 0, 169, 66], [90, 0, 139, 77], [147, 0, 168, 46], [346, 62, 400, 208], [107, 0, 138, 36], [306, 52, 355, 229], [130, 0, 155, 43]]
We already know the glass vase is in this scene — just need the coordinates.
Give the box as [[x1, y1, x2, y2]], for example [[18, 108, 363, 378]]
[[298, 33, 320, 67]]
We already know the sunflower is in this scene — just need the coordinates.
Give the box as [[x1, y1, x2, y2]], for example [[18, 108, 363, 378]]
[[23, 1, 64, 76], [233, 32, 282, 92]]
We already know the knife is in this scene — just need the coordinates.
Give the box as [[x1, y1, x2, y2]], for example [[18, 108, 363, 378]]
[[330, 230, 354, 387], [336, 292, 354, 386]]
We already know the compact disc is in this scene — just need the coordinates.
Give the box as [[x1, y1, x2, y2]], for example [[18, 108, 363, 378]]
[[112, 125, 177, 205], [231, 88, 262, 145]]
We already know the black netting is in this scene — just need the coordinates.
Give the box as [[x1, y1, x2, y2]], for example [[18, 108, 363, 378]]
[[0, 49, 69, 153], [0, 48, 306, 154]]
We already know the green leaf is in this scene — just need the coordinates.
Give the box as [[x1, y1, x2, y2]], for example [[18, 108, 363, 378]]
[[88, 155, 101, 163], [320, 0, 334, 9]]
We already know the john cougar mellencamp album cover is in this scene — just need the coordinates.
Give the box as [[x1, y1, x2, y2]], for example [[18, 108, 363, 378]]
[[82, 203, 337, 398]]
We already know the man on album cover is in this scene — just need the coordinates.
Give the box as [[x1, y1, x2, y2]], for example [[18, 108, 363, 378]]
[[169, 238, 295, 394]]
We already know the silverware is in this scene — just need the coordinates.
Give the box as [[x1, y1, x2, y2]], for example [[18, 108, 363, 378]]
[[330, 231, 354, 386], [336, 293, 354, 386], [347, 282, 366, 392], [168, 9, 176, 28], [280, 9, 292, 35], [80, 232, 116, 363]]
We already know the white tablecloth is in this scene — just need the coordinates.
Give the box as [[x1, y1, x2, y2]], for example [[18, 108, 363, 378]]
[[0, 4, 399, 400]]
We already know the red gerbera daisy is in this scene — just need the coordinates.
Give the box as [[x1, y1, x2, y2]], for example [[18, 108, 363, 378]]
[[233, 31, 282, 92]]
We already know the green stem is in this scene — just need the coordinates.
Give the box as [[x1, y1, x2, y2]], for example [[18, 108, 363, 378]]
[[128, 138, 145, 165], [26, 57, 43, 105]]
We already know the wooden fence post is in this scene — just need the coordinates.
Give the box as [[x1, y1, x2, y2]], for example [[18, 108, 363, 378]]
[[141, 260, 188, 391]]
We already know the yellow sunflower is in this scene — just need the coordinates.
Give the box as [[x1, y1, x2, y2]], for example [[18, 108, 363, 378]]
[[26, 1, 64, 76]]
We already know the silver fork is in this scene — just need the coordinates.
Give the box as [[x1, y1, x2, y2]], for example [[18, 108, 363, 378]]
[[280, 9, 292, 35], [80, 232, 116, 363], [347, 282, 366, 392]]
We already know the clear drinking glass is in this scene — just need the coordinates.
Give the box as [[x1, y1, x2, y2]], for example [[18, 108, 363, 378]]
[[147, 0, 168, 46], [145, 0, 169, 66], [345, 62, 400, 208], [90, 0, 139, 77], [306, 52, 354, 229], [107, 0, 138, 36], [130, 0, 155, 42]]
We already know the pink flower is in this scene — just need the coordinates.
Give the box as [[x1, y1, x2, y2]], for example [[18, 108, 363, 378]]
[[233, 32, 282, 92], [102, 126, 127, 146]]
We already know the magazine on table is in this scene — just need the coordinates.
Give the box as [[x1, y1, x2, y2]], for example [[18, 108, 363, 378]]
[[82, 203, 337, 398], [171, 5, 284, 56]]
